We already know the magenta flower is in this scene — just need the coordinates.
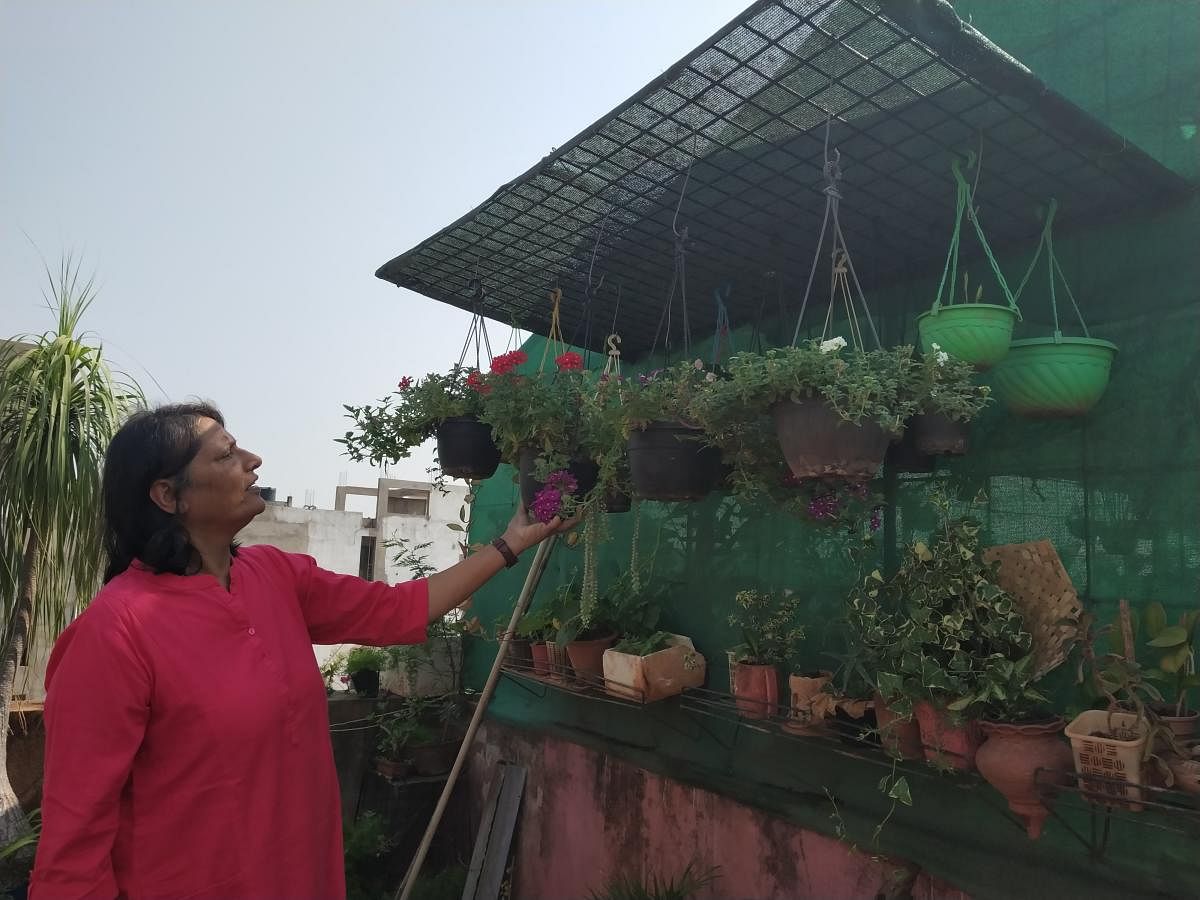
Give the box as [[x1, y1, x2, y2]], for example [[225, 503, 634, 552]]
[[531, 470, 579, 523]]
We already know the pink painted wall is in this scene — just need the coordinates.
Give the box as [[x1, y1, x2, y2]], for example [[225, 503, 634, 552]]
[[468, 722, 968, 900]]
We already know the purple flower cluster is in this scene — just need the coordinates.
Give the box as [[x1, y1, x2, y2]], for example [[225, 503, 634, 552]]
[[531, 470, 579, 523], [806, 493, 840, 521], [870, 506, 883, 532]]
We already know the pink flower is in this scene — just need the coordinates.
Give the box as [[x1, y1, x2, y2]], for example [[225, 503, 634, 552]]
[[555, 351, 584, 371], [397, 376, 413, 391], [339, 675, 350, 684], [531, 470, 578, 523]]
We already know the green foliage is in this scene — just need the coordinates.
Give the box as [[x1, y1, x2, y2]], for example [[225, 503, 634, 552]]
[[912, 347, 991, 422], [613, 631, 675, 656], [345, 646, 390, 675], [338, 367, 484, 468], [376, 695, 462, 757], [847, 492, 1044, 720], [727, 588, 805, 668], [477, 367, 590, 468], [616, 358, 721, 432], [385, 536, 438, 580], [320, 650, 348, 690], [342, 811, 397, 900], [587, 861, 721, 900], [1141, 601, 1200, 715]]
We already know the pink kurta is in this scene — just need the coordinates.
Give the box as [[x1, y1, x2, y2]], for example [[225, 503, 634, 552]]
[[31, 544, 428, 899]]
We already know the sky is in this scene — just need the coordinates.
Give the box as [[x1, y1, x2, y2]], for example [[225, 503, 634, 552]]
[[1, 0, 746, 509]]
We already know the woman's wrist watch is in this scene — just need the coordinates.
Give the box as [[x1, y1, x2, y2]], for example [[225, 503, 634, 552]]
[[491, 536, 520, 568]]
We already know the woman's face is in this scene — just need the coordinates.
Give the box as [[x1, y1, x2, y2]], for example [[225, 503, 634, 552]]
[[173, 416, 265, 534]]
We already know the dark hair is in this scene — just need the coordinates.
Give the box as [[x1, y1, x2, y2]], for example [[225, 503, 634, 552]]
[[102, 401, 238, 582]]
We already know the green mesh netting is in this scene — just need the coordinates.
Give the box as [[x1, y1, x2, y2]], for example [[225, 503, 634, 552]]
[[451, 2, 1199, 896]]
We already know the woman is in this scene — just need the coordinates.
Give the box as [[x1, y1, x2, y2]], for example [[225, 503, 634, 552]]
[[31, 402, 566, 899]]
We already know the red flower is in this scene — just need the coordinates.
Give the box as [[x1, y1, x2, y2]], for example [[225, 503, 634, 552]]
[[555, 351, 584, 371], [465, 370, 491, 394], [397, 376, 413, 391], [490, 350, 528, 376]]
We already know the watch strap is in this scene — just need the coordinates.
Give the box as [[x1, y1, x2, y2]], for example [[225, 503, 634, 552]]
[[491, 537, 520, 568]]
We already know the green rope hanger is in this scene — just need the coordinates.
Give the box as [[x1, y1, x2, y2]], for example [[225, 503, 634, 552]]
[[931, 153, 1022, 319], [1013, 199, 1092, 341]]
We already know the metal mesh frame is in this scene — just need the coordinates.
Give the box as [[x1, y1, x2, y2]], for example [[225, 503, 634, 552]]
[[375, 0, 1188, 359]]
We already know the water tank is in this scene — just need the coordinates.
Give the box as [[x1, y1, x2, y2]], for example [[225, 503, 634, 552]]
[[258, 486, 277, 503]]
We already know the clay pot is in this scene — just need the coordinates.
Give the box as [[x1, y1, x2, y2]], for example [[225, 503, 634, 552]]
[[530, 642, 551, 677], [874, 694, 923, 760], [976, 719, 1073, 840], [410, 739, 460, 777], [374, 756, 413, 780], [784, 671, 833, 734], [911, 412, 970, 456], [503, 637, 533, 671], [729, 659, 779, 720], [914, 700, 982, 771], [1156, 708, 1199, 740], [565, 634, 617, 681]]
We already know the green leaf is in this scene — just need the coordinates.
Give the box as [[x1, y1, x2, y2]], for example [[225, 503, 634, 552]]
[[888, 776, 913, 806], [1160, 644, 1191, 674], [946, 695, 973, 711], [446, 523, 465, 532], [1148, 625, 1189, 648], [1143, 602, 1167, 640]]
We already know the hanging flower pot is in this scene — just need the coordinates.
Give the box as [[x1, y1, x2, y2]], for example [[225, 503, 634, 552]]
[[728, 657, 779, 720], [627, 421, 723, 501], [991, 336, 1118, 417], [435, 416, 502, 480], [874, 694, 923, 760], [976, 718, 1074, 840], [914, 700, 982, 771], [349, 670, 380, 699], [911, 412, 970, 456], [993, 200, 1118, 417], [916, 155, 1022, 369], [771, 398, 890, 480], [517, 448, 598, 512]]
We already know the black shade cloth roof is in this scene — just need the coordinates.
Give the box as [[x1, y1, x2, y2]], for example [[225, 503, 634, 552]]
[[376, 0, 1191, 360]]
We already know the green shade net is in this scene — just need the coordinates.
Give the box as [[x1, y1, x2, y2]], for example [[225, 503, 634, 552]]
[[452, 2, 1199, 896]]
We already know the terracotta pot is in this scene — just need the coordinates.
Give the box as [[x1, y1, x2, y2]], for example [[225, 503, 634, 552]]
[[976, 719, 1073, 840], [530, 642, 551, 677], [409, 739, 460, 777], [374, 756, 412, 780], [873, 694, 923, 760], [502, 637, 533, 671], [1157, 708, 1199, 740], [784, 671, 832, 734], [914, 700, 982, 771], [565, 634, 617, 681], [729, 659, 779, 720]]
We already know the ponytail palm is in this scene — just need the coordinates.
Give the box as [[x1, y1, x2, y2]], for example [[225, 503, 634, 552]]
[[0, 258, 140, 874]]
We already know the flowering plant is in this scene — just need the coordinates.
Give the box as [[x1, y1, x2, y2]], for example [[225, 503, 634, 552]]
[[728, 588, 805, 668], [913, 344, 991, 422], [616, 358, 723, 433], [339, 366, 486, 468]]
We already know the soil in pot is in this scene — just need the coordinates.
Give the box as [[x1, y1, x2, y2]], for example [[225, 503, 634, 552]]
[[874, 694, 923, 760], [771, 397, 890, 480], [914, 700, 982, 771], [627, 421, 723, 501], [729, 659, 779, 720], [517, 448, 598, 510], [976, 718, 1073, 840], [783, 671, 832, 734], [350, 670, 380, 698], [565, 634, 617, 682], [436, 416, 502, 480], [912, 413, 970, 456]]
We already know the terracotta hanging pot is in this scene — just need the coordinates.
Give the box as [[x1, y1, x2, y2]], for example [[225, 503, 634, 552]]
[[976, 719, 1073, 840], [873, 694, 923, 760], [914, 700, 982, 771], [565, 634, 617, 682], [771, 397, 890, 480], [728, 658, 779, 720]]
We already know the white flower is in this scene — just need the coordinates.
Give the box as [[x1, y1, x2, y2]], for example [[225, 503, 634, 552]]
[[935, 350, 950, 366], [692, 358, 704, 370], [705, 372, 717, 382], [930, 342, 942, 351], [819, 336, 847, 353]]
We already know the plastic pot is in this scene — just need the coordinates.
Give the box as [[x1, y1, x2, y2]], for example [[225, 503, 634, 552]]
[[916, 303, 1017, 369], [976, 718, 1073, 840], [349, 670, 380, 699], [991, 336, 1118, 417], [912, 413, 970, 456], [627, 421, 723, 501], [435, 416, 502, 480], [771, 398, 890, 480]]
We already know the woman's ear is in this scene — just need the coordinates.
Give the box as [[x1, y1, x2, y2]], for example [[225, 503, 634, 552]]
[[149, 479, 178, 515]]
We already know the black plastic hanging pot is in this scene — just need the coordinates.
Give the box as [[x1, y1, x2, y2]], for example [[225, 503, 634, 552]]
[[771, 397, 890, 480], [885, 422, 934, 474], [517, 447, 599, 510], [911, 413, 970, 456], [603, 486, 632, 513], [435, 416, 502, 480], [350, 670, 380, 698], [627, 421, 723, 501]]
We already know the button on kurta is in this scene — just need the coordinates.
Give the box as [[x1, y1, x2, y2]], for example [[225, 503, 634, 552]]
[[248, 627, 256, 635]]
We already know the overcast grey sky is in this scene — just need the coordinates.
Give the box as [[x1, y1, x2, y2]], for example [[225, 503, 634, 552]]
[[1, 1, 745, 508]]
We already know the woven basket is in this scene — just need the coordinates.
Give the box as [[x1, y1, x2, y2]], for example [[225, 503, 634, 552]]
[[981, 540, 1082, 679]]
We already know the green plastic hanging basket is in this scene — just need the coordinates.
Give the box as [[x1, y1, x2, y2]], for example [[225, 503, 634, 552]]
[[991, 336, 1118, 417], [917, 304, 1017, 369]]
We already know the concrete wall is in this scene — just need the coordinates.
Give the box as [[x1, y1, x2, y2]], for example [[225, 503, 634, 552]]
[[239, 503, 366, 575], [379, 482, 469, 583], [468, 722, 969, 900]]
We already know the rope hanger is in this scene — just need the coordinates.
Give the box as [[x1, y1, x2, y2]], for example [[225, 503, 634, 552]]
[[1013, 198, 1091, 340]]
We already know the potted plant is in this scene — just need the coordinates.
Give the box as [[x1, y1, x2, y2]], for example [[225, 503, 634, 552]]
[[698, 341, 920, 481], [825, 623, 921, 759], [907, 345, 991, 456], [345, 647, 390, 698], [375, 697, 464, 778], [339, 365, 501, 483], [374, 714, 420, 779], [603, 631, 707, 703], [617, 359, 725, 501], [1141, 601, 1200, 739], [513, 605, 561, 678], [553, 579, 619, 682], [849, 494, 1038, 772], [727, 588, 803, 720]]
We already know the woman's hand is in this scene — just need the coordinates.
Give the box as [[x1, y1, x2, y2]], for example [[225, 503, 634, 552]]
[[500, 503, 578, 556]]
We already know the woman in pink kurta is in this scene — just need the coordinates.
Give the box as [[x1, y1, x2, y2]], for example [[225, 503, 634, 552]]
[[31, 402, 564, 899]]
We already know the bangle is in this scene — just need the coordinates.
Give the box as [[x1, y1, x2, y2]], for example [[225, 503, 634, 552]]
[[491, 537, 520, 568]]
